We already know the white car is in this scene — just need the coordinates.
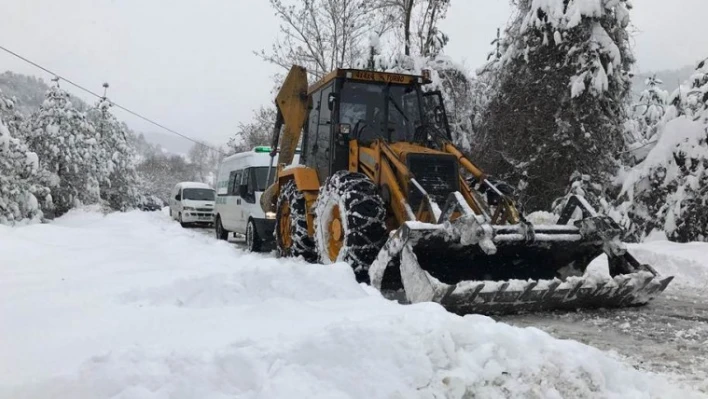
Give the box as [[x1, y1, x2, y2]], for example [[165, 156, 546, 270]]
[[214, 146, 300, 252], [169, 182, 216, 227]]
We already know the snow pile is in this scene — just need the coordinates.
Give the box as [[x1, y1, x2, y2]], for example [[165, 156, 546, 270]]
[[526, 210, 560, 225], [628, 241, 708, 291], [578, 239, 708, 293], [0, 209, 703, 398]]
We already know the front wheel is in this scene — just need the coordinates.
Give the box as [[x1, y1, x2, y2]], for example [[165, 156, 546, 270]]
[[314, 171, 387, 283], [179, 213, 188, 228], [246, 219, 263, 252], [215, 216, 229, 240], [275, 180, 316, 261]]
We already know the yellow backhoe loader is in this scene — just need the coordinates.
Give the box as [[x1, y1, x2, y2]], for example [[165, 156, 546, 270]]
[[260, 65, 673, 314]]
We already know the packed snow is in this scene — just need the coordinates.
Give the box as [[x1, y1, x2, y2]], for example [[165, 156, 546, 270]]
[[0, 209, 706, 398], [628, 240, 708, 291]]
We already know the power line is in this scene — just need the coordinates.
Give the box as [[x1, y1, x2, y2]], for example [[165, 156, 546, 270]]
[[0, 44, 224, 154]]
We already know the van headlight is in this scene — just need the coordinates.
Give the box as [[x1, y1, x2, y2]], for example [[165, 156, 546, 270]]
[[184, 206, 195, 211], [265, 211, 276, 219]]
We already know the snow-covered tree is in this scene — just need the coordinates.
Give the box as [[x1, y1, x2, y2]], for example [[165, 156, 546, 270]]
[[618, 58, 708, 242], [635, 75, 668, 131], [25, 82, 102, 216], [228, 106, 276, 154], [629, 75, 668, 145], [136, 153, 200, 203], [188, 142, 224, 187], [87, 98, 140, 211], [370, 0, 450, 57], [259, 0, 377, 80], [0, 91, 50, 224], [476, 0, 635, 212]]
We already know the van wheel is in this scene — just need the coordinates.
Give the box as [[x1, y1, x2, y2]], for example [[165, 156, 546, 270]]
[[215, 216, 229, 241], [179, 213, 188, 228], [246, 219, 262, 252]]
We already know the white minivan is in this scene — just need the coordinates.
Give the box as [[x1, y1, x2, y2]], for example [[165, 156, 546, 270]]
[[214, 146, 299, 252], [169, 182, 216, 227]]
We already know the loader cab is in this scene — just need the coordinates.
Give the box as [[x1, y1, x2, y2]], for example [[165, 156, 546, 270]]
[[301, 69, 452, 184]]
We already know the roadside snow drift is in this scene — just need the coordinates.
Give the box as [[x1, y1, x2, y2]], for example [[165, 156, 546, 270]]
[[0, 209, 704, 398], [629, 241, 708, 291]]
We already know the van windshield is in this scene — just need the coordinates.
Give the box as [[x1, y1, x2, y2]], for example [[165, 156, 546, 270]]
[[182, 188, 215, 201], [252, 167, 275, 191]]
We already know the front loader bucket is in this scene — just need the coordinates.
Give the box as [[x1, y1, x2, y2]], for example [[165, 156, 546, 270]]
[[369, 218, 674, 315]]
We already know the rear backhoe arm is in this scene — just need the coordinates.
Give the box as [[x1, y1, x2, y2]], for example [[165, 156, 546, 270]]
[[261, 65, 310, 213], [273, 65, 310, 167]]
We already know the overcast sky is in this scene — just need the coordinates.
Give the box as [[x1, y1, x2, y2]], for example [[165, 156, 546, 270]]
[[1, 0, 707, 147]]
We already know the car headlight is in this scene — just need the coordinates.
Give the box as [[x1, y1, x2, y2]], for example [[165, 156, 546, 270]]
[[184, 206, 195, 211], [265, 211, 276, 219]]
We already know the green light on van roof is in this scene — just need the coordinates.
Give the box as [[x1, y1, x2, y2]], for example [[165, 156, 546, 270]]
[[253, 146, 272, 153]]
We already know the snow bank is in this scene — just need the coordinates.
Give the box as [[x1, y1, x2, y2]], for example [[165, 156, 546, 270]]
[[583, 239, 708, 293], [628, 241, 708, 291], [0, 209, 703, 398]]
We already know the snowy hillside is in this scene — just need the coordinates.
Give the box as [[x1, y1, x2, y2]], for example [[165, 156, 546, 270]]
[[0, 209, 705, 398]]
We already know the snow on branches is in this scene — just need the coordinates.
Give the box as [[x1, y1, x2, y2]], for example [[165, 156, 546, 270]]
[[87, 99, 140, 211], [25, 83, 103, 216], [618, 58, 708, 242], [509, 0, 633, 99], [475, 0, 633, 212], [0, 91, 50, 224]]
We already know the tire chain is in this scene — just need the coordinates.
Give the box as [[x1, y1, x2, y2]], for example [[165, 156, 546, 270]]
[[315, 171, 387, 280], [275, 180, 316, 261]]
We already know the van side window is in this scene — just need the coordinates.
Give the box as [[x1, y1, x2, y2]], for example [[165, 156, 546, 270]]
[[227, 172, 237, 195], [243, 168, 257, 204], [246, 169, 256, 195], [229, 170, 242, 196], [241, 168, 250, 187]]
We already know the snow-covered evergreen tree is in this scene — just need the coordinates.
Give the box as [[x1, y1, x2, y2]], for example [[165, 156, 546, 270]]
[[617, 58, 708, 242], [24, 82, 102, 216], [87, 98, 140, 211], [635, 75, 668, 135], [477, 0, 635, 212], [0, 91, 50, 224], [621, 76, 670, 166]]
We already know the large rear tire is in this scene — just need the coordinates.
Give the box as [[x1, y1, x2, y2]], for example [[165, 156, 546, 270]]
[[314, 171, 387, 283], [275, 180, 316, 261]]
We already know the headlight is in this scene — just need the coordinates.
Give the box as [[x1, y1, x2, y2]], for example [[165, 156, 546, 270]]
[[184, 206, 195, 211], [265, 211, 276, 219]]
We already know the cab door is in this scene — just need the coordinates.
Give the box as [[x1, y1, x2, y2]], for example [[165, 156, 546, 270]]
[[421, 91, 452, 141], [330, 83, 349, 174], [303, 83, 334, 185]]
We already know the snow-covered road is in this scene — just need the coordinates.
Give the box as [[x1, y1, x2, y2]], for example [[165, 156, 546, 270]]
[[1, 209, 707, 398], [497, 241, 708, 392]]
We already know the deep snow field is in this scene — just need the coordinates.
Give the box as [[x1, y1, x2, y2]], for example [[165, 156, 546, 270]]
[[1, 208, 707, 399]]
